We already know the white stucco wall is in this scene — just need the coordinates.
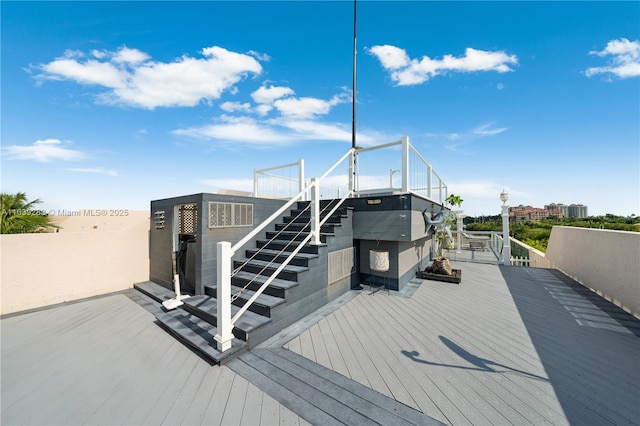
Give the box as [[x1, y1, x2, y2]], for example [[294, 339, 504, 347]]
[[1, 212, 149, 315], [545, 226, 640, 318]]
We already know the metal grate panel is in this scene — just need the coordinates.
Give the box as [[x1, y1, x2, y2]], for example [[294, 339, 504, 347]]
[[178, 204, 198, 234]]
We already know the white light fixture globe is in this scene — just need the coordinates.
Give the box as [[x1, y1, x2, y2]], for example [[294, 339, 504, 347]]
[[500, 190, 509, 205]]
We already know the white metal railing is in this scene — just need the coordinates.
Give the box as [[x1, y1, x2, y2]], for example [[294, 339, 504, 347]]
[[254, 159, 304, 200], [352, 136, 447, 204], [510, 256, 531, 267], [214, 149, 354, 351]]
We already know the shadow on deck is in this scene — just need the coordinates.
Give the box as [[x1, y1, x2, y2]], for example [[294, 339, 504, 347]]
[[501, 266, 640, 425]]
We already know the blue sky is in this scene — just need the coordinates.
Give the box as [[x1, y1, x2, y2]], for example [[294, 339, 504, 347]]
[[2, 1, 639, 217]]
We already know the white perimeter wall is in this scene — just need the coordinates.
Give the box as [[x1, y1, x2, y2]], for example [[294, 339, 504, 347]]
[[1, 212, 149, 315], [545, 226, 640, 318]]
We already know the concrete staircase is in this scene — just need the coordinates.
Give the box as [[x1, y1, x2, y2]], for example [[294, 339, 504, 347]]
[[134, 201, 353, 364]]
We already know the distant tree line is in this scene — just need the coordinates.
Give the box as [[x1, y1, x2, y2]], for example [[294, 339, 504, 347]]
[[464, 214, 639, 252]]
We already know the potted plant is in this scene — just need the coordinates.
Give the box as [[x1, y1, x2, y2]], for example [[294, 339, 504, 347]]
[[420, 194, 463, 283]]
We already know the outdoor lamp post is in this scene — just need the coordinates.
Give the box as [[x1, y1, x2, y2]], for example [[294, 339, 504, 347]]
[[501, 190, 511, 266]]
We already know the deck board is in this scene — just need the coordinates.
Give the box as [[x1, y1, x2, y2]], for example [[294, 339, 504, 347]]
[[0, 293, 307, 426], [284, 261, 639, 426], [2, 261, 638, 426]]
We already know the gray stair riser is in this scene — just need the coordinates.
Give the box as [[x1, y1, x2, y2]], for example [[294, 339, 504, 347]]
[[203, 286, 283, 318], [275, 223, 337, 234], [265, 231, 329, 244], [181, 301, 248, 341], [245, 250, 312, 268], [229, 277, 291, 298], [233, 260, 301, 282], [256, 240, 320, 255]]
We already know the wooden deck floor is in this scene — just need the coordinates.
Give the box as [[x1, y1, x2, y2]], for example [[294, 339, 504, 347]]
[[0, 295, 310, 426], [284, 262, 640, 426], [2, 262, 638, 425]]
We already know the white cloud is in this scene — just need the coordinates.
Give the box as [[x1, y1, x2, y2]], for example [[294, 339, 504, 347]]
[[366, 45, 410, 70], [173, 113, 380, 147], [220, 101, 252, 113], [586, 38, 640, 79], [368, 45, 518, 86], [472, 123, 508, 137], [448, 181, 525, 199], [66, 168, 119, 177], [251, 84, 294, 104], [497, 83, 505, 90], [173, 115, 290, 144], [3, 139, 85, 162], [273, 97, 333, 119], [427, 122, 508, 152], [35, 45, 263, 109]]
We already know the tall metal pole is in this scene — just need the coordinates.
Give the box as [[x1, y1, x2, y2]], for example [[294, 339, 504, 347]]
[[351, 0, 357, 150], [350, 0, 358, 194]]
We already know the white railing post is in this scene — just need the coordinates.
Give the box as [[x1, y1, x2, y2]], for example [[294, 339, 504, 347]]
[[214, 241, 233, 352], [401, 136, 409, 193], [456, 212, 463, 253], [502, 204, 511, 266], [310, 178, 320, 245], [253, 169, 259, 198], [349, 149, 356, 194], [299, 159, 305, 198]]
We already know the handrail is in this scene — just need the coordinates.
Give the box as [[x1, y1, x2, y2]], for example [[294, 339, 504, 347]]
[[231, 187, 309, 254], [215, 148, 355, 351]]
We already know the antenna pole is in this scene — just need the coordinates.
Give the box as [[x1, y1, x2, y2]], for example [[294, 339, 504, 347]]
[[351, 0, 357, 149]]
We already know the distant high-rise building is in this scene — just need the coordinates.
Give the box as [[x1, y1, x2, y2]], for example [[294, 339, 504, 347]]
[[545, 203, 588, 218], [509, 205, 562, 223], [544, 203, 568, 217], [568, 204, 588, 218]]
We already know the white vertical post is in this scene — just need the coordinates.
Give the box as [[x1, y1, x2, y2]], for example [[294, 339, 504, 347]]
[[298, 159, 305, 198], [349, 149, 356, 194], [502, 205, 511, 266], [456, 213, 463, 254], [427, 165, 432, 199], [214, 241, 234, 352], [401, 136, 409, 193], [253, 169, 259, 198], [310, 178, 320, 245]]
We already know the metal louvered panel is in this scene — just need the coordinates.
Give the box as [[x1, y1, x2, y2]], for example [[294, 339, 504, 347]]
[[328, 247, 354, 284]]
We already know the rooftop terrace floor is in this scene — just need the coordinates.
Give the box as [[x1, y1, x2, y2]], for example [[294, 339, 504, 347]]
[[2, 262, 638, 425]]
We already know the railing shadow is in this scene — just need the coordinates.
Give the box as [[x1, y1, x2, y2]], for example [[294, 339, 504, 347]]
[[499, 266, 640, 425], [401, 336, 548, 382]]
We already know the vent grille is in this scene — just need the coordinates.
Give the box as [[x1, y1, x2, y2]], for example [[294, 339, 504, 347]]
[[328, 247, 354, 284], [178, 204, 198, 234], [209, 202, 253, 228]]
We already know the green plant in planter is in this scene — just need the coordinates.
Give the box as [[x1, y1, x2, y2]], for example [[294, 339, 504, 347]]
[[430, 194, 463, 275]]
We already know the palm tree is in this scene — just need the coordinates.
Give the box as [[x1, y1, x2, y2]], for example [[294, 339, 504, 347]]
[[1, 192, 59, 234]]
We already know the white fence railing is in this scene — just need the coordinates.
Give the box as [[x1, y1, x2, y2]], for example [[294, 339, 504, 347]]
[[352, 136, 448, 204], [254, 159, 304, 200]]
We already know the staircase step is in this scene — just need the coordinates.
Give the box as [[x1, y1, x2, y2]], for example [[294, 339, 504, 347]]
[[182, 295, 272, 341], [234, 258, 308, 282], [275, 223, 337, 234], [231, 270, 298, 298], [245, 248, 318, 267], [265, 231, 329, 244], [206, 284, 286, 317], [155, 309, 245, 365], [134, 281, 176, 304], [256, 239, 320, 255]]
